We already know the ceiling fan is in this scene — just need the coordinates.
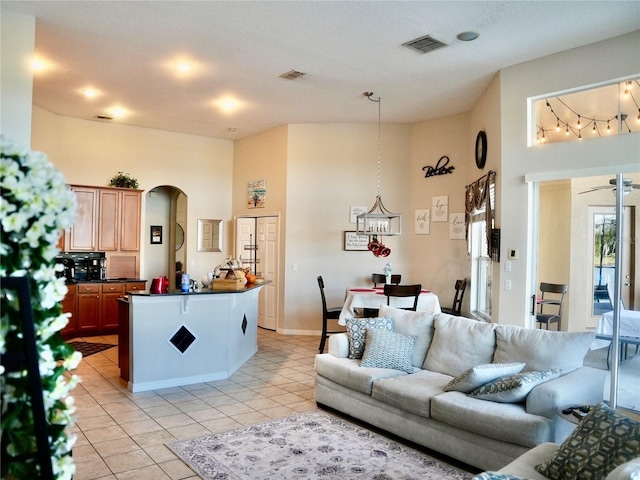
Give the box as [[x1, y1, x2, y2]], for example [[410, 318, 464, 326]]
[[578, 177, 640, 195]]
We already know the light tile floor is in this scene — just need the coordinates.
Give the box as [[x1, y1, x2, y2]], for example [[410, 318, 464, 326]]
[[69, 329, 320, 480]]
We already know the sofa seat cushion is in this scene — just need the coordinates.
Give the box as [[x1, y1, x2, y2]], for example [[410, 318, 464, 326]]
[[424, 315, 497, 376], [493, 325, 594, 373], [315, 354, 407, 395], [371, 369, 453, 418], [431, 391, 553, 448], [379, 305, 436, 367]]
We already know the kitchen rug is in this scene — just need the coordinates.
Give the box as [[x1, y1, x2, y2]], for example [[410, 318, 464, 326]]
[[68, 341, 116, 357], [167, 410, 473, 479]]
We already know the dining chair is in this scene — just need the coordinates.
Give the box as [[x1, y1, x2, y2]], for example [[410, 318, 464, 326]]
[[441, 279, 468, 316], [536, 282, 568, 331], [317, 276, 344, 353], [371, 273, 401, 287], [383, 284, 422, 311]]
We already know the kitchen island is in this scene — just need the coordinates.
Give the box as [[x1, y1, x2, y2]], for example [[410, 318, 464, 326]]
[[119, 283, 266, 392]]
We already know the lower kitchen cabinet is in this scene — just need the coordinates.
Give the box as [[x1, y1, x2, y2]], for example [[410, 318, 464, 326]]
[[101, 283, 124, 330], [60, 285, 77, 338], [77, 283, 101, 332]]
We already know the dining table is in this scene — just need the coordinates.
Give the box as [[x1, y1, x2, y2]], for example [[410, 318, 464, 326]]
[[338, 286, 441, 325], [594, 308, 640, 368]]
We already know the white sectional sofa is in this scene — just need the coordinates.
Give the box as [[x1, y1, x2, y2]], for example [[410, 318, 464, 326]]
[[314, 306, 606, 472]]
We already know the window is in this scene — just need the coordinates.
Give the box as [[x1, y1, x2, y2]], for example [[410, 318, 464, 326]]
[[466, 172, 496, 320]]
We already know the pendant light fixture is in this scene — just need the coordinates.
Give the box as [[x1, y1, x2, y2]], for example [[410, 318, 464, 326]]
[[356, 92, 402, 240]]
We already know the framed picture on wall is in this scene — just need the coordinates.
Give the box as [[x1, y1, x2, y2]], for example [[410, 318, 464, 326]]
[[150, 225, 163, 244], [344, 231, 369, 251]]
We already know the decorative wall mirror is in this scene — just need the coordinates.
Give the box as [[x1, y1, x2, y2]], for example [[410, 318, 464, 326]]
[[197, 219, 222, 252], [175, 223, 184, 251]]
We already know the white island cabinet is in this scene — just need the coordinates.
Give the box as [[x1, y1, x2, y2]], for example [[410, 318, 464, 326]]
[[124, 285, 265, 392]]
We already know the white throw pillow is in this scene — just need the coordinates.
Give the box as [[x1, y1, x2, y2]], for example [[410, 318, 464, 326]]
[[468, 369, 561, 403], [444, 363, 526, 393], [379, 305, 435, 368], [494, 325, 594, 373], [423, 315, 497, 376], [345, 316, 393, 359], [360, 328, 416, 374]]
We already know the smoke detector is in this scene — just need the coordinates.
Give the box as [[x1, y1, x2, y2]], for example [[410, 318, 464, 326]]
[[279, 70, 305, 80], [402, 35, 448, 54]]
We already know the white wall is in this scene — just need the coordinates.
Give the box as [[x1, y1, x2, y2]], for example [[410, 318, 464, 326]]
[[0, 8, 35, 146], [31, 106, 235, 285], [499, 31, 640, 328]]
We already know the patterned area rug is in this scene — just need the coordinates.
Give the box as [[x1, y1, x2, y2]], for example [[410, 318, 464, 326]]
[[168, 410, 473, 479], [68, 341, 116, 357]]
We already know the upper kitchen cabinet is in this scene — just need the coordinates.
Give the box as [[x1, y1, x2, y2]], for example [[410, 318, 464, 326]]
[[69, 185, 142, 253], [69, 187, 98, 251], [97, 188, 141, 251]]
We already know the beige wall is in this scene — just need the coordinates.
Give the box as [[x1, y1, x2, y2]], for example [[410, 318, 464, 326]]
[[31, 106, 235, 284], [499, 31, 640, 328], [1, 8, 35, 146]]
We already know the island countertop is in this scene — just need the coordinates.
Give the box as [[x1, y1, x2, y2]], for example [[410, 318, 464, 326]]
[[127, 281, 269, 296]]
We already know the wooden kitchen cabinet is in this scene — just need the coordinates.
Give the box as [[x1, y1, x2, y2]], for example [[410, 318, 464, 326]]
[[60, 285, 77, 338], [69, 185, 141, 255], [69, 187, 98, 251], [125, 282, 146, 292], [101, 283, 125, 330], [77, 283, 100, 332], [97, 188, 141, 252]]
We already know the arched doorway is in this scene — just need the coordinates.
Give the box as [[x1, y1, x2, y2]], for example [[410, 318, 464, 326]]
[[145, 185, 187, 289]]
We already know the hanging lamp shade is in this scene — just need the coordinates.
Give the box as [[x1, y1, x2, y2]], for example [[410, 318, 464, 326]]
[[356, 92, 402, 237], [356, 195, 402, 235]]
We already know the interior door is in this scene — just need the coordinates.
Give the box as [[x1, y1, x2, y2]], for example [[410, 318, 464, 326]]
[[235, 216, 279, 330]]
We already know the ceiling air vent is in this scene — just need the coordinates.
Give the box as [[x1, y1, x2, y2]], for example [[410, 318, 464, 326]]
[[95, 115, 113, 120], [402, 35, 448, 54], [279, 70, 305, 80]]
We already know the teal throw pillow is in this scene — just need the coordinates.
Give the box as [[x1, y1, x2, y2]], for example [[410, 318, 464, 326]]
[[345, 316, 393, 359], [444, 363, 526, 393], [468, 369, 561, 403], [472, 473, 528, 480], [535, 403, 640, 480], [360, 328, 416, 374]]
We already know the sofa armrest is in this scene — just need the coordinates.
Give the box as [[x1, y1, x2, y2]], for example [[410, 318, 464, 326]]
[[328, 333, 349, 358], [526, 367, 605, 420], [526, 366, 606, 442]]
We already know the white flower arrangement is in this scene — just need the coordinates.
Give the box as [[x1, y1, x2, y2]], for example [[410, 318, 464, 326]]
[[1, 135, 80, 480]]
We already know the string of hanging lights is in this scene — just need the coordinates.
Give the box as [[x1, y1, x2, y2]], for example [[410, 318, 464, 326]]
[[536, 80, 639, 144]]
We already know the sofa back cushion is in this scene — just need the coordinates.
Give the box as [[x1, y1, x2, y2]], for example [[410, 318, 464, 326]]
[[379, 305, 436, 367], [493, 325, 594, 373], [423, 315, 497, 376]]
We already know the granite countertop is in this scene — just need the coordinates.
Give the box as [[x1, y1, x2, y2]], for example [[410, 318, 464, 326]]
[[72, 278, 148, 284], [128, 281, 269, 297]]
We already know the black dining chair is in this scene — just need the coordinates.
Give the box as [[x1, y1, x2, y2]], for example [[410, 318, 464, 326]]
[[384, 284, 422, 311], [536, 282, 568, 331], [371, 273, 401, 287], [441, 279, 468, 316], [318, 276, 344, 353]]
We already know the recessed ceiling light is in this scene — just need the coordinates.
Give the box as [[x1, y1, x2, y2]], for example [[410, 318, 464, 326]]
[[456, 31, 479, 42], [81, 88, 97, 98], [175, 62, 192, 73], [110, 107, 127, 118], [227, 127, 237, 132], [213, 96, 243, 113]]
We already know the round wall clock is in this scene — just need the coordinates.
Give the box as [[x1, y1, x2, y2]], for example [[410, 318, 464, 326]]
[[475, 131, 487, 169]]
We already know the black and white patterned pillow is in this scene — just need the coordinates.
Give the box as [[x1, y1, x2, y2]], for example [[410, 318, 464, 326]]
[[444, 363, 526, 393], [345, 316, 393, 359], [468, 369, 561, 403], [535, 403, 640, 480], [360, 328, 416, 373]]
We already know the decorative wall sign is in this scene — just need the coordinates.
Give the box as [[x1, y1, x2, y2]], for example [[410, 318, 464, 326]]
[[415, 209, 430, 234], [431, 196, 449, 222], [350, 206, 367, 224], [344, 231, 369, 251], [247, 180, 266, 208], [422, 155, 455, 178], [449, 213, 466, 240], [150, 225, 163, 244]]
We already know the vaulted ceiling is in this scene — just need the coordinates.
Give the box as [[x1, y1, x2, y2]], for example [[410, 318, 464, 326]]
[[4, 1, 640, 139]]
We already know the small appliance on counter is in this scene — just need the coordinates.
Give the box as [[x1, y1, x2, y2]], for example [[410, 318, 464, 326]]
[[55, 251, 106, 281], [150, 276, 169, 294]]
